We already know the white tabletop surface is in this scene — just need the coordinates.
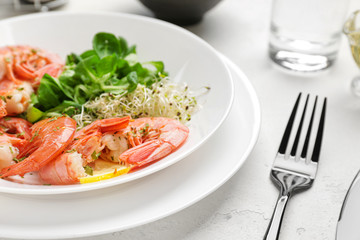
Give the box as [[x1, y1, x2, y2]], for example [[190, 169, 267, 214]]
[[1, 0, 360, 239]]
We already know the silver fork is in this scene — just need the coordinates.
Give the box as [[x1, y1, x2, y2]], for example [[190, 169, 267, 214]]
[[264, 93, 327, 240]]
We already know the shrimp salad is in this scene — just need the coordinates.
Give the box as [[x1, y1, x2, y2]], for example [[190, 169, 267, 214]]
[[0, 32, 202, 185]]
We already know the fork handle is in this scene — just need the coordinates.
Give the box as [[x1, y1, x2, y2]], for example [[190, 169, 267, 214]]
[[263, 192, 291, 240]]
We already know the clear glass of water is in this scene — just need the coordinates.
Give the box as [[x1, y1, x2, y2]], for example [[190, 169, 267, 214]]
[[269, 0, 350, 72]]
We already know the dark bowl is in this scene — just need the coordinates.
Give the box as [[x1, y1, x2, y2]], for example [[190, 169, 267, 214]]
[[138, 0, 223, 25]]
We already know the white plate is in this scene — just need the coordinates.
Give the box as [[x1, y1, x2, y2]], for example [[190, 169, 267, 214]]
[[0, 55, 260, 239], [0, 12, 234, 194], [337, 170, 360, 240]]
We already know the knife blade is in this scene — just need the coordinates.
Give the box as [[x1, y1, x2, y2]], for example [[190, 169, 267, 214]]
[[337, 170, 360, 240]]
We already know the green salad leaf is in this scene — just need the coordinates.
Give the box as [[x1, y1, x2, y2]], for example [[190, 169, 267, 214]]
[[37, 74, 67, 110], [93, 32, 121, 58], [31, 32, 167, 120]]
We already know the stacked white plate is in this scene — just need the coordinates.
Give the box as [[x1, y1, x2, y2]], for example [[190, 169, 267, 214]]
[[0, 12, 260, 239]]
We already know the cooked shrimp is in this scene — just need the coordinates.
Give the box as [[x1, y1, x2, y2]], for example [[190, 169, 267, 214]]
[[70, 116, 131, 163], [38, 117, 188, 185], [0, 117, 76, 177], [0, 80, 34, 117], [0, 117, 32, 140], [0, 135, 27, 169], [0, 141, 19, 169], [39, 152, 86, 185], [38, 116, 130, 185], [0, 45, 63, 85], [117, 117, 189, 170], [0, 45, 63, 118], [0, 118, 32, 169]]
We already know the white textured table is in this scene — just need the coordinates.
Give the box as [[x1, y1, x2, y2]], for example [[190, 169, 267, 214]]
[[2, 0, 360, 239]]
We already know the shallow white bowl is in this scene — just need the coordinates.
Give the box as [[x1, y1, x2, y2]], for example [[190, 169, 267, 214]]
[[0, 12, 234, 195]]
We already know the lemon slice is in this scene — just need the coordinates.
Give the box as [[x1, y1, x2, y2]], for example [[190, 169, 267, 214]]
[[80, 160, 130, 184]]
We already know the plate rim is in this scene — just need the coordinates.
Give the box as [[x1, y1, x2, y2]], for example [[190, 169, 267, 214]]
[[0, 11, 235, 195]]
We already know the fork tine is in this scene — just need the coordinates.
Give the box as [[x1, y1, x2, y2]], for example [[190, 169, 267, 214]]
[[311, 98, 327, 163], [300, 96, 318, 159], [290, 94, 309, 156], [278, 93, 301, 154]]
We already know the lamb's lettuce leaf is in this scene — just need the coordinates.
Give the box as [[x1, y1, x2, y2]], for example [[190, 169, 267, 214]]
[[32, 32, 167, 120]]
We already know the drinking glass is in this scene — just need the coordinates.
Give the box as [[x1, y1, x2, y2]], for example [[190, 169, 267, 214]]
[[344, 10, 360, 96], [269, 0, 350, 72]]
